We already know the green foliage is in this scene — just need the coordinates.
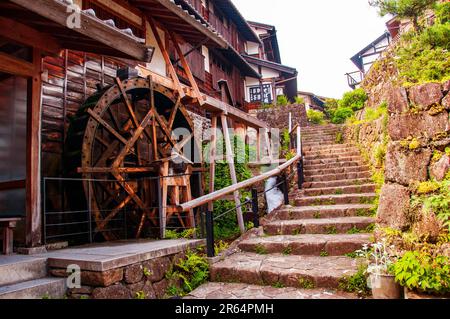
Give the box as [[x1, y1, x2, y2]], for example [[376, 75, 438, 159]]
[[165, 228, 197, 240], [347, 226, 362, 235], [294, 96, 305, 104], [281, 129, 290, 152], [306, 109, 325, 124], [282, 247, 292, 255], [393, 250, 450, 294], [435, 1, 450, 24], [338, 89, 368, 111], [324, 98, 339, 117], [374, 144, 387, 168], [134, 291, 146, 299], [272, 282, 286, 288], [143, 267, 152, 278], [338, 265, 371, 296], [335, 132, 344, 144], [277, 95, 289, 106], [396, 22, 450, 84], [345, 251, 359, 258], [166, 250, 209, 297], [255, 244, 268, 255], [214, 240, 230, 256], [364, 103, 387, 122], [331, 107, 354, 124], [204, 135, 253, 240], [298, 278, 315, 289], [320, 251, 329, 257], [370, 0, 437, 31], [326, 226, 338, 234]]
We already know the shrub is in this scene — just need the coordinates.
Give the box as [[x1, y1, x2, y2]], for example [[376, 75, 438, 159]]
[[294, 96, 305, 104], [364, 103, 387, 122], [435, 1, 450, 24], [277, 95, 289, 106], [338, 89, 368, 111], [324, 98, 339, 117], [166, 250, 210, 297], [306, 109, 325, 124], [338, 265, 371, 296], [331, 107, 354, 124], [393, 250, 450, 295]]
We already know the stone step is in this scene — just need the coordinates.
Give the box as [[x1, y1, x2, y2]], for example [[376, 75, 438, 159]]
[[272, 204, 374, 220], [295, 193, 376, 206], [302, 144, 355, 152], [304, 166, 370, 177], [239, 234, 371, 256], [302, 178, 373, 189], [304, 156, 362, 165], [264, 217, 376, 236], [302, 137, 338, 143], [0, 278, 67, 299], [301, 184, 376, 196], [187, 282, 358, 299], [302, 141, 338, 147], [304, 171, 371, 183], [304, 161, 364, 170], [305, 151, 361, 160], [303, 146, 358, 154], [0, 255, 47, 286], [210, 252, 361, 289]]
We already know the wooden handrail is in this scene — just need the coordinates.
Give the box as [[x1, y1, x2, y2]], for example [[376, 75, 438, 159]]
[[177, 153, 301, 213]]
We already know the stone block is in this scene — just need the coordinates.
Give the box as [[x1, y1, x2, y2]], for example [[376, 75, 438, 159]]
[[385, 143, 431, 185], [409, 83, 443, 110], [387, 86, 409, 113], [91, 284, 131, 299], [388, 111, 449, 141], [124, 263, 143, 284], [81, 268, 123, 287], [377, 184, 411, 230], [430, 155, 450, 181], [127, 281, 156, 299], [142, 257, 171, 283], [443, 93, 450, 110], [153, 279, 169, 299]]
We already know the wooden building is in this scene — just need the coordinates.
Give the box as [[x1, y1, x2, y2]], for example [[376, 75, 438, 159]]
[[244, 21, 298, 109], [0, 0, 273, 251]]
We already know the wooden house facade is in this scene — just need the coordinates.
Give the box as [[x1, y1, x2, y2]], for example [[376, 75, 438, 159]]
[[0, 0, 272, 251]]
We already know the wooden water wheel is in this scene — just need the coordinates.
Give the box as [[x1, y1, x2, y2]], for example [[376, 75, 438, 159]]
[[65, 76, 197, 241]]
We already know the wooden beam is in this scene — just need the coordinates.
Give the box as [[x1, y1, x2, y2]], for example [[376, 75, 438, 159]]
[[25, 48, 42, 247], [169, 31, 204, 105], [178, 154, 302, 213], [10, 0, 153, 62], [136, 66, 269, 129], [221, 115, 245, 234], [147, 17, 185, 98], [0, 52, 35, 77], [96, 0, 143, 27], [0, 17, 61, 54], [208, 116, 217, 212]]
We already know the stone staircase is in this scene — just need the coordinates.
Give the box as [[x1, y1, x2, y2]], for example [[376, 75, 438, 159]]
[[0, 255, 66, 299], [189, 125, 377, 299]]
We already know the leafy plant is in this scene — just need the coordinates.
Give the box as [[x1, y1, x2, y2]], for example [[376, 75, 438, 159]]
[[356, 241, 397, 276], [331, 107, 354, 124], [294, 96, 305, 104], [335, 132, 344, 144], [320, 251, 329, 257], [338, 265, 371, 296], [272, 282, 285, 288], [298, 278, 315, 289], [135, 291, 146, 299], [338, 89, 368, 111], [347, 226, 362, 234], [282, 247, 292, 255], [277, 95, 289, 106], [393, 250, 450, 294], [435, 1, 450, 24], [306, 109, 325, 124], [166, 250, 209, 297], [255, 244, 268, 255], [214, 240, 230, 256], [143, 267, 152, 278]]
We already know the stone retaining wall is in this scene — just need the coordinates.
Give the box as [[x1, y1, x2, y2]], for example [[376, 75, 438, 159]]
[[250, 104, 309, 130], [50, 251, 187, 299], [347, 80, 450, 233]]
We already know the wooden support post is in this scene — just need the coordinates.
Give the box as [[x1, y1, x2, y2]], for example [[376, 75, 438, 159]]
[[169, 31, 204, 105], [272, 79, 277, 107], [256, 129, 261, 163], [26, 48, 42, 247], [159, 161, 169, 238], [147, 17, 185, 98], [221, 115, 245, 234], [208, 116, 218, 212]]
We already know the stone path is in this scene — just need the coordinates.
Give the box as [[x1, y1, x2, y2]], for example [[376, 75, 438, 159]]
[[189, 125, 376, 299]]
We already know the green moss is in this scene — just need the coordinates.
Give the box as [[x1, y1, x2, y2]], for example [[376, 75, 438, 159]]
[[409, 138, 421, 150], [415, 181, 441, 195], [298, 278, 315, 289]]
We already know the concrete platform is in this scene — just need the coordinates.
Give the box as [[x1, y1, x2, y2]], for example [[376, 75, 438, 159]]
[[0, 255, 47, 286], [37, 239, 205, 271]]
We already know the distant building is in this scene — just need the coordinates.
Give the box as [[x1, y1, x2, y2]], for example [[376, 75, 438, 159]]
[[297, 91, 328, 111], [244, 21, 298, 109], [346, 31, 392, 89]]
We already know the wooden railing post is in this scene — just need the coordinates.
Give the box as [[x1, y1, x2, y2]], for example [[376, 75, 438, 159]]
[[205, 211, 215, 258], [251, 189, 259, 228], [282, 175, 289, 205], [297, 159, 304, 190]]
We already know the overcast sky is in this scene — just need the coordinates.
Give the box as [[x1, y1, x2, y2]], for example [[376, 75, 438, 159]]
[[234, 0, 391, 98]]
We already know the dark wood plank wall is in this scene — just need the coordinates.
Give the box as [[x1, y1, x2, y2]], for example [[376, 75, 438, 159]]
[[41, 50, 127, 178]]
